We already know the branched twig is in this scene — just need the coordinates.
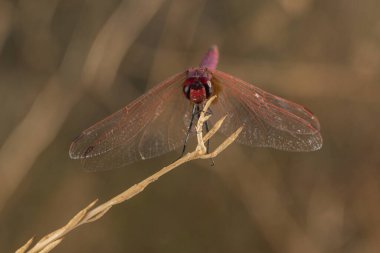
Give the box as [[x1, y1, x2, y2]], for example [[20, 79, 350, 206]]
[[16, 95, 243, 253]]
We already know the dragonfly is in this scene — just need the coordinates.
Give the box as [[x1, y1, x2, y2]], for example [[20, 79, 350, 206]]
[[69, 45, 322, 171]]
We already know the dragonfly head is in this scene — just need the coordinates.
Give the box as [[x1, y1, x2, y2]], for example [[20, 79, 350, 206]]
[[183, 77, 213, 104]]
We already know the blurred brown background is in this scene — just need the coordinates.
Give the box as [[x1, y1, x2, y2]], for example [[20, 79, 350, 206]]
[[1, 0, 380, 252]]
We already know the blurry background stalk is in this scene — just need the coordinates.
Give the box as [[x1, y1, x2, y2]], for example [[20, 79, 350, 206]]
[[0, 0, 380, 253]]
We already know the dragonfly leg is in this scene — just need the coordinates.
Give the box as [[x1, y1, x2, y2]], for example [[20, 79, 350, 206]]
[[179, 104, 198, 158], [198, 104, 215, 166], [204, 119, 215, 166], [178, 104, 214, 166]]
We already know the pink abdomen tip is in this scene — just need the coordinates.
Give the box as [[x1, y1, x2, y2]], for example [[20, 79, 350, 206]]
[[199, 45, 219, 70]]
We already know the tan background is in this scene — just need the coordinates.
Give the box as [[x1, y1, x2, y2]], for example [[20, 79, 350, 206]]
[[1, 0, 380, 252]]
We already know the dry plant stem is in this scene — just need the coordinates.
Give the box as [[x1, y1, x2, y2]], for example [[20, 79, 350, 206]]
[[16, 96, 243, 253]]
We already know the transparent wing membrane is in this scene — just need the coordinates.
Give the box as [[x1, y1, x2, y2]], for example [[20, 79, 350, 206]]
[[70, 66, 323, 171], [210, 70, 322, 151], [69, 72, 191, 171]]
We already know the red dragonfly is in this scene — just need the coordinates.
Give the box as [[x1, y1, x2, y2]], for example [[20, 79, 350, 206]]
[[70, 46, 322, 171]]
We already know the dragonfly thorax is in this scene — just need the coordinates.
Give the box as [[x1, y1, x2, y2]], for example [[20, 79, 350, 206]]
[[183, 77, 213, 104]]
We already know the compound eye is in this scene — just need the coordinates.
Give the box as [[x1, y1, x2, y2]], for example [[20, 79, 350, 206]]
[[183, 84, 191, 99], [205, 80, 213, 98]]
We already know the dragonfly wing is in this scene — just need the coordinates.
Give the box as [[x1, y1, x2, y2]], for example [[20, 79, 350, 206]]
[[69, 72, 191, 171], [210, 70, 322, 152]]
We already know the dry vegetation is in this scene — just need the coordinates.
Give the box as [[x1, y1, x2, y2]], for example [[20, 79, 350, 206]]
[[16, 97, 243, 253], [1, 0, 380, 252]]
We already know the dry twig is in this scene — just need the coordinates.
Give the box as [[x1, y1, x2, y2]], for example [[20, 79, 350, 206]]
[[16, 96, 242, 253]]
